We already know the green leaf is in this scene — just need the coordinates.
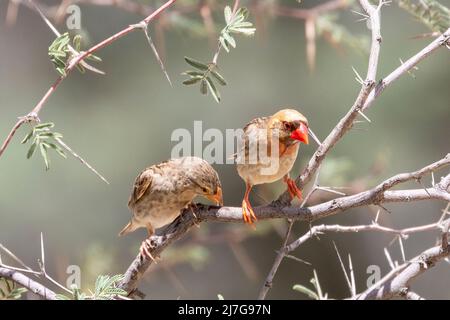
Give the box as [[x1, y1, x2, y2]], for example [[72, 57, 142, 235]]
[[48, 33, 72, 76], [183, 77, 202, 85], [292, 284, 319, 300], [73, 34, 82, 51], [76, 63, 86, 74], [56, 294, 71, 300], [184, 56, 209, 71], [93, 274, 126, 300], [219, 36, 230, 52], [206, 77, 221, 103], [51, 56, 67, 67], [56, 67, 66, 77], [224, 6, 233, 24], [236, 7, 250, 21], [182, 71, 204, 77], [222, 32, 236, 48], [233, 21, 254, 28], [399, 0, 450, 33], [86, 54, 102, 62], [40, 143, 50, 170], [200, 79, 208, 95], [37, 132, 55, 138], [48, 50, 67, 58], [210, 69, 227, 86], [229, 27, 256, 36], [57, 34, 70, 49], [21, 131, 33, 144], [27, 142, 37, 159], [34, 122, 55, 130], [47, 142, 67, 158], [9, 287, 27, 299]]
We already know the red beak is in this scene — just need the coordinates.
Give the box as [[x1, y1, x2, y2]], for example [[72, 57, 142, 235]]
[[290, 123, 309, 144]]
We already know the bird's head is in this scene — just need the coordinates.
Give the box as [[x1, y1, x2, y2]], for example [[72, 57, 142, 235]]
[[182, 157, 224, 206], [270, 108, 309, 145]]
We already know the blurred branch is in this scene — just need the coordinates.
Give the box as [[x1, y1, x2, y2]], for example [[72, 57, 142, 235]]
[[273, 0, 351, 71], [0, 0, 177, 159], [273, 0, 350, 19], [119, 154, 450, 295]]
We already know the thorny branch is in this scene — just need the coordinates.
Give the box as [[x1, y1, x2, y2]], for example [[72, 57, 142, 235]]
[[0, 234, 67, 300], [2, 0, 450, 300], [118, 154, 450, 295], [116, 0, 450, 297], [352, 241, 450, 299], [0, 267, 57, 300]]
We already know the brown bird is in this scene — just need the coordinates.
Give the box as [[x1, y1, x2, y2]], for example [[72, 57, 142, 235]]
[[119, 156, 223, 259], [236, 109, 310, 224]]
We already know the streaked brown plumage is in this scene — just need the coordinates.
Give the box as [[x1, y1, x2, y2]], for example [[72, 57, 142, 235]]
[[119, 156, 223, 259], [236, 108, 310, 224]]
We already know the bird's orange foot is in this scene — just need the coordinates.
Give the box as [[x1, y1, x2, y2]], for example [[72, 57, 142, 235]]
[[139, 239, 158, 263], [284, 177, 302, 200], [242, 199, 257, 225]]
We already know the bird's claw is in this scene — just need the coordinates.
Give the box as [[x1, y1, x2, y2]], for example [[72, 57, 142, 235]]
[[285, 177, 302, 200], [242, 199, 257, 226], [186, 203, 201, 227], [139, 239, 159, 263]]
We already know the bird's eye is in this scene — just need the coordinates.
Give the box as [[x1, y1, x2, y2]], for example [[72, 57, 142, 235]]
[[202, 187, 209, 193], [283, 121, 293, 131]]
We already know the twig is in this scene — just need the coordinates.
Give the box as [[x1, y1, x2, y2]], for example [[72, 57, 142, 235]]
[[258, 168, 322, 300], [55, 137, 110, 184], [363, 28, 450, 111], [28, 0, 104, 75], [256, 221, 293, 300], [0, 0, 177, 158], [211, 0, 240, 65], [333, 241, 353, 295]]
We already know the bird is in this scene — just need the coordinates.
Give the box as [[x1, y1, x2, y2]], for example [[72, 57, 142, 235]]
[[119, 156, 223, 260], [235, 108, 310, 224]]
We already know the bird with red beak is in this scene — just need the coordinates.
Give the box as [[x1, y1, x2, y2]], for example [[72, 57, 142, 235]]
[[235, 109, 310, 224]]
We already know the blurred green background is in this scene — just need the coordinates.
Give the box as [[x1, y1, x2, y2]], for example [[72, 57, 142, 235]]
[[1, 0, 449, 299]]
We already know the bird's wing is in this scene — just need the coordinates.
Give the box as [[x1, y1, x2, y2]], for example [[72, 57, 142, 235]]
[[242, 116, 270, 133], [234, 117, 270, 162], [128, 168, 153, 207]]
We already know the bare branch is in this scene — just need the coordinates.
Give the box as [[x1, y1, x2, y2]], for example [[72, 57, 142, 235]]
[[0, 267, 57, 300], [363, 28, 450, 111], [353, 243, 450, 299]]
